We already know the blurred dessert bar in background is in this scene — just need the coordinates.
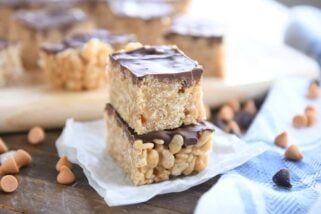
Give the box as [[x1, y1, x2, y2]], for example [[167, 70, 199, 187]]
[[41, 29, 136, 90], [106, 104, 214, 185], [10, 8, 94, 70], [0, 38, 23, 86], [164, 17, 225, 78], [109, 45, 206, 134], [106, 0, 173, 44]]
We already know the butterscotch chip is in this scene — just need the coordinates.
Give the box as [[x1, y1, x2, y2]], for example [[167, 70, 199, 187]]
[[308, 82, 320, 99], [274, 132, 288, 148], [28, 126, 45, 145], [14, 149, 32, 168], [285, 144, 304, 161], [218, 105, 234, 122], [57, 166, 76, 185], [56, 156, 73, 171], [0, 175, 18, 193], [243, 100, 257, 115], [305, 106, 317, 127], [224, 120, 241, 136], [292, 114, 308, 128], [0, 157, 19, 175], [227, 99, 240, 113], [0, 138, 9, 154]]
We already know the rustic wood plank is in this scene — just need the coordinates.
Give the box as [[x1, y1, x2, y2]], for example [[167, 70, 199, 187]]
[[0, 131, 220, 214]]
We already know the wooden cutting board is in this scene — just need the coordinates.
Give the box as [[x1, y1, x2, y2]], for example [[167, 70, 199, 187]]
[[0, 0, 320, 133]]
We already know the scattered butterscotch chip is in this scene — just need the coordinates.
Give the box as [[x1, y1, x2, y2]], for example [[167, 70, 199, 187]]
[[285, 144, 304, 161], [0, 175, 18, 193], [226, 99, 240, 113], [0, 157, 19, 175], [243, 100, 257, 115], [224, 120, 241, 136], [56, 156, 73, 171], [308, 82, 320, 99], [272, 169, 292, 188], [15, 149, 32, 168], [0, 138, 9, 154], [57, 165, 76, 185], [217, 105, 234, 122], [292, 114, 308, 128], [28, 126, 46, 145], [274, 132, 288, 148], [305, 105, 317, 127]]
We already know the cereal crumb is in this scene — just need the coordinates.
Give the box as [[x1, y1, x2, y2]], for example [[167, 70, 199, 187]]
[[305, 105, 317, 127], [0, 138, 9, 154], [308, 82, 320, 99], [56, 156, 73, 171], [243, 100, 257, 115]]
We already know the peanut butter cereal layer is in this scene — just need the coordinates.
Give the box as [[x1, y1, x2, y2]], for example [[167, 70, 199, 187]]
[[106, 104, 214, 185], [109, 45, 206, 134]]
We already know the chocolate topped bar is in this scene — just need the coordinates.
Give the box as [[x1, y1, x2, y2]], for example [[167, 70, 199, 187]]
[[0, 39, 10, 50], [110, 45, 203, 82], [165, 17, 224, 41], [109, 0, 173, 20], [42, 29, 136, 54], [15, 9, 88, 31], [106, 104, 214, 146]]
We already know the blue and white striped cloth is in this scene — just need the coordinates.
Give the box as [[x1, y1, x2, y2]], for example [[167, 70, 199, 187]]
[[196, 77, 321, 214]]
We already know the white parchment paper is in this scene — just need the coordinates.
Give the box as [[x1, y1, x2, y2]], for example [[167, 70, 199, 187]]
[[56, 119, 268, 206]]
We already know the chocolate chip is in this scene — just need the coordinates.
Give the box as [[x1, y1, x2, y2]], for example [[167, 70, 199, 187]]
[[312, 79, 320, 87], [235, 111, 254, 130], [272, 169, 292, 188]]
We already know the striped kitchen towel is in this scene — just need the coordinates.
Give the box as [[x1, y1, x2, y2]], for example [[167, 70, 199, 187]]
[[195, 77, 321, 214]]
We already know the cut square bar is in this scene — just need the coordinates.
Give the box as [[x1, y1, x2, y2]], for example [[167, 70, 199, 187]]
[[164, 17, 225, 78], [41, 29, 135, 90], [10, 8, 94, 70], [106, 104, 214, 185], [109, 45, 206, 134], [106, 0, 173, 44]]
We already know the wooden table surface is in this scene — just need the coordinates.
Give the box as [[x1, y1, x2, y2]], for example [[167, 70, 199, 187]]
[[0, 130, 220, 214]]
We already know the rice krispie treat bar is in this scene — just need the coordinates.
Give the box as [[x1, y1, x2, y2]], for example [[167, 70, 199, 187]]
[[106, 104, 214, 185], [10, 8, 94, 70], [0, 0, 79, 39], [41, 29, 135, 90], [107, 0, 173, 44], [164, 17, 225, 78], [0, 39, 23, 86], [109, 45, 206, 134]]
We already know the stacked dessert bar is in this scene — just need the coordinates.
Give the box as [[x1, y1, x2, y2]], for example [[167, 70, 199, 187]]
[[106, 45, 214, 185]]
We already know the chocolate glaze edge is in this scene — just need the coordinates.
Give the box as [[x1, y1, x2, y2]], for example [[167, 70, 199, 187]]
[[106, 104, 214, 146], [110, 45, 204, 85]]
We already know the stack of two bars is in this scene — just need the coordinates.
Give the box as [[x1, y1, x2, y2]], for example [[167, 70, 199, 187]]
[[106, 45, 215, 185]]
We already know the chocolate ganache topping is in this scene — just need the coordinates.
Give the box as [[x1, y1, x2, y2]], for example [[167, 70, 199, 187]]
[[15, 9, 88, 31], [41, 29, 136, 54], [165, 16, 224, 41], [106, 104, 214, 146], [110, 45, 203, 82]]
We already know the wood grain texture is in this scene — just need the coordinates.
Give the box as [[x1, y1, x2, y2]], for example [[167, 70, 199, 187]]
[[0, 131, 220, 214]]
